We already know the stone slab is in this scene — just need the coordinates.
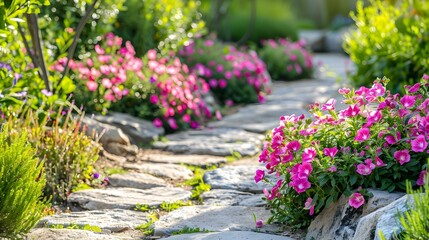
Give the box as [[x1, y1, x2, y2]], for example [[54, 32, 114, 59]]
[[203, 166, 271, 193], [68, 187, 191, 210], [123, 163, 193, 180], [201, 189, 253, 206], [94, 112, 164, 144], [138, 151, 227, 167], [38, 209, 148, 232], [108, 172, 169, 189], [27, 228, 133, 240], [153, 128, 264, 157], [154, 205, 278, 236], [162, 231, 294, 240]]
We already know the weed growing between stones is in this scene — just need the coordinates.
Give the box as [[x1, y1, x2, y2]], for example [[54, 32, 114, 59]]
[[48, 223, 102, 233], [184, 165, 217, 202], [135, 200, 193, 213], [135, 212, 158, 236], [171, 227, 211, 235], [104, 167, 128, 176], [226, 151, 243, 163]]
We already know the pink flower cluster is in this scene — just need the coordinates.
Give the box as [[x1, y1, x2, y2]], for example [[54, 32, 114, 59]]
[[179, 36, 271, 105], [256, 75, 429, 223], [143, 50, 214, 130]]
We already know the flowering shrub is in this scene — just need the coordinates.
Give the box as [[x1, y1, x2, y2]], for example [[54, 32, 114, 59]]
[[111, 49, 215, 132], [65, 33, 144, 114], [179, 36, 271, 105], [256, 76, 429, 228], [258, 39, 314, 81]]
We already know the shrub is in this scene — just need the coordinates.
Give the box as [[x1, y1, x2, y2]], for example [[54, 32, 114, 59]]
[[114, 0, 206, 56], [344, 0, 429, 94], [4, 103, 100, 203], [179, 36, 271, 105], [65, 33, 144, 114], [0, 126, 49, 238], [258, 39, 314, 81], [111, 49, 215, 132], [256, 75, 429, 228]]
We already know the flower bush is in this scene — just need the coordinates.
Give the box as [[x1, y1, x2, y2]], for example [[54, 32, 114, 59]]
[[65, 33, 144, 114], [258, 39, 314, 81], [111, 49, 215, 132], [256, 75, 429, 228], [179, 36, 271, 105]]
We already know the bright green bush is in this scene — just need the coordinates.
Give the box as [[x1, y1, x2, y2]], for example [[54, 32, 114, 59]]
[[0, 126, 49, 238], [344, 0, 429, 93], [258, 39, 314, 81], [114, 0, 206, 56], [5, 103, 100, 203]]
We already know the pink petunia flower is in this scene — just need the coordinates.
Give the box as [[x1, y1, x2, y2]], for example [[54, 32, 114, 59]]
[[254, 169, 265, 183], [292, 178, 311, 194], [86, 81, 98, 92], [323, 147, 338, 158], [287, 141, 301, 152], [153, 118, 163, 128], [411, 135, 428, 152], [304, 197, 315, 215], [255, 220, 264, 228], [416, 170, 427, 186], [302, 147, 317, 162], [349, 192, 365, 209], [321, 98, 336, 111], [394, 149, 411, 165], [355, 127, 370, 142], [400, 95, 417, 108], [356, 163, 372, 175]]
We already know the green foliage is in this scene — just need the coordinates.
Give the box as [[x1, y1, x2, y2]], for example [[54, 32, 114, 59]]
[[104, 167, 128, 176], [172, 227, 210, 235], [258, 39, 314, 81], [40, 0, 125, 58], [344, 0, 429, 93], [48, 223, 102, 232], [136, 212, 158, 236], [114, 0, 206, 56], [0, 126, 50, 239], [184, 165, 215, 202], [4, 103, 100, 203], [396, 176, 429, 239], [160, 200, 193, 212]]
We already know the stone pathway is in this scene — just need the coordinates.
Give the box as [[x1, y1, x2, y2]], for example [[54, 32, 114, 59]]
[[28, 54, 350, 240]]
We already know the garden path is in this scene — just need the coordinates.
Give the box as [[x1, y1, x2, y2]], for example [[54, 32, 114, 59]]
[[28, 53, 351, 240]]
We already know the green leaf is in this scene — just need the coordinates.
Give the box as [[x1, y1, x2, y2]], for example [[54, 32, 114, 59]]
[[350, 175, 358, 185]]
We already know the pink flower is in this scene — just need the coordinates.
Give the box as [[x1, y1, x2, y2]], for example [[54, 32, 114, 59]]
[[190, 121, 199, 129], [356, 163, 372, 175], [255, 220, 263, 228], [417, 170, 427, 186], [219, 79, 227, 88], [149, 95, 159, 104], [86, 81, 98, 92], [321, 98, 336, 111], [375, 156, 387, 167], [400, 95, 417, 108], [367, 110, 382, 123], [343, 105, 360, 117], [287, 141, 301, 151], [407, 83, 421, 93], [364, 159, 376, 170], [304, 197, 315, 215], [153, 118, 163, 128], [323, 147, 338, 158], [411, 135, 428, 152], [302, 147, 316, 162], [254, 169, 265, 183], [167, 118, 178, 130], [292, 178, 311, 194], [182, 114, 191, 123], [101, 78, 112, 88], [394, 149, 410, 165], [328, 166, 337, 172], [147, 49, 157, 60], [349, 192, 365, 209], [355, 127, 370, 142]]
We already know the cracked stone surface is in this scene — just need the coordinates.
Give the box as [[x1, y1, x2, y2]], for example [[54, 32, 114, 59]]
[[108, 172, 169, 189], [68, 187, 191, 210], [27, 228, 136, 240], [202, 189, 265, 207], [123, 163, 194, 180], [137, 151, 227, 167]]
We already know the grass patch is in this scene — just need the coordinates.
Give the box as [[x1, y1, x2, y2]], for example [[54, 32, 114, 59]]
[[171, 226, 210, 235], [136, 211, 159, 236], [184, 165, 217, 202], [160, 200, 193, 212], [104, 167, 128, 176], [48, 223, 102, 233]]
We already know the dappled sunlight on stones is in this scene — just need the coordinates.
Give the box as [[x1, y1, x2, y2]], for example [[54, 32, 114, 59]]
[[108, 172, 169, 189], [123, 163, 193, 180]]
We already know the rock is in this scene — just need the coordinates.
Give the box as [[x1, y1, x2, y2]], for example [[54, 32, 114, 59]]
[[238, 194, 266, 207], [138, 151, 227, 167], [374, 195, 411, 240], [27, 228, 132, 240], [101, 150, 127, 164], [154, 206, 280, 236], [68, 187, 191, 210], [38, 209, 149, 232], [201, 189, 253, 206], [203, 166, 271, 193], [105, 143, 138, 157], [82, 117, 131, 147], [162, 231, 294, 240], [124, 163, 193, 180], [108, 173, 169, 189], [153, 128, 264, 157], [94, 112, 164, 144], [305, 190, 404, 240]]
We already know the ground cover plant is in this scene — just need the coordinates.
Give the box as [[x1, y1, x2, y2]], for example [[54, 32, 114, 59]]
[[179, 35, 271, 105], [258, 38, 314, 81], [344, 0, 429, 94], [256, 75, 429, 228]]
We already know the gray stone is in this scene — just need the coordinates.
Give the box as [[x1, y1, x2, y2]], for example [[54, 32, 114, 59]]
[[108, 173, 169, 189], [305, 190, 404, 240], [138, 151, 227, 167], [203, 166, 271, 193], [124, 163, 193, 180], [162, 231, 294, 240], [68, 187, 191, 210], [82, 116, 130, 147], [27, 228, 133, 240], [94, 112, 164, 144], [105, 143, 139, 157], [38, 209, 148, 232], [201, 189, 254, 206], [100, 150, 127, 164], [154, 206, 279, 236], [153, 128, 264, 157], [239, 194, 266, 207]]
